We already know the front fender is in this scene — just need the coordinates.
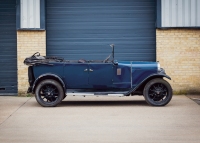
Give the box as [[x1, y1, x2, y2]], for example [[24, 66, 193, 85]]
[[145, 73, 171, 80], [125, 73, 171, 96], [31, 73, 66, 94]]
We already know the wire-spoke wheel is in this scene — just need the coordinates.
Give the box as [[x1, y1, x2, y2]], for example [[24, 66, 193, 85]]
[[35, 79, 64, 107], [143, 78, 172, 106]]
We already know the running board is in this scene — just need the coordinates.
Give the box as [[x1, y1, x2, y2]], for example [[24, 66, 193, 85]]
[[66, 90, 128, 97], [66, 93, 124, 97], [65, 89, 135, 97]]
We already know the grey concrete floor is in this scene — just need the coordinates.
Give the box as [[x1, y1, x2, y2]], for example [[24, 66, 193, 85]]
[[0, 95, 200, 143], [186, 95, 200, 105]]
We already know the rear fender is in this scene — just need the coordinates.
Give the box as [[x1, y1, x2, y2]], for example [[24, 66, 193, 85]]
[[31, 73, 66, 94], [125, 74, 171, 96]]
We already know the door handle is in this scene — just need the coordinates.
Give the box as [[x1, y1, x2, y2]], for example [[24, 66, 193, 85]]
[[84, 69, 88, 71], [89, 69, 93, 72]]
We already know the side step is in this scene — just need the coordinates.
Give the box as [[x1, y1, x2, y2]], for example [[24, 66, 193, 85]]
[[66, 89, 129, 97]]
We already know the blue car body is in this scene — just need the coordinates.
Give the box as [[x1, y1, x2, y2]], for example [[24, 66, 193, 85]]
[[24, 45, 172, 107], [29, 60, 170, 95]]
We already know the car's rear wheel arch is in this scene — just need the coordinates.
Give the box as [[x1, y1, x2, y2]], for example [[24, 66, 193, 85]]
[[33, 75, 66, 94]]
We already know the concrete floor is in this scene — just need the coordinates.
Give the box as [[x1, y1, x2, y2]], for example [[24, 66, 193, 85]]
[[0, 95, 200, 143], [186, 95, 200, 105]]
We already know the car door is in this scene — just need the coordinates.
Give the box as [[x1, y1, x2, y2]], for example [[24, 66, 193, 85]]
[[112, 62, 131, 88], [88, 63, 113, 89], [64, 63, 89, 88]]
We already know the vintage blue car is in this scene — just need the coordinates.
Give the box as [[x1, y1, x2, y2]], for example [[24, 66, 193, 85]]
[[24, 44, 172, 107]]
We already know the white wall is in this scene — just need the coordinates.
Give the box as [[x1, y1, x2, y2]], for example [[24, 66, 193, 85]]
[[20, 0, 40, 28], [161, 0, 200, 27]]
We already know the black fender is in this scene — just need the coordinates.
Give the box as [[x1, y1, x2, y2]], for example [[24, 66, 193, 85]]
[[125, 73, 171, 96], [31, 73, 66, 94]]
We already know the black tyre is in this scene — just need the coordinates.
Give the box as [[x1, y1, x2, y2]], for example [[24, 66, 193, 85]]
[[35, 79, 64, 107], [143, 78, 172, 106]]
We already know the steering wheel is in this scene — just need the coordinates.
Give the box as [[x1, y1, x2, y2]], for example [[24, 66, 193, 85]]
[[32, 52, 40, 58], [103, 54, 112, 63]]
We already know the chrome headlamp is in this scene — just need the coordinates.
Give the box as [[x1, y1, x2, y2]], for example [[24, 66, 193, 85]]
[[157, 62, 161, 71]]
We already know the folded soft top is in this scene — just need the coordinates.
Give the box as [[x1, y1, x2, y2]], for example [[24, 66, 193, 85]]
[[24, 52, 64, 66]]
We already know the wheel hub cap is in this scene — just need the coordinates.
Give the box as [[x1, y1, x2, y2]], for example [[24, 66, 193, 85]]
[[156, 91, 160, 94]]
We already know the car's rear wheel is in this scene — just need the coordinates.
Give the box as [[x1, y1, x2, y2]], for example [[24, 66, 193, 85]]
[[35, 79, 64, 107], [143, 78, 172, 106]]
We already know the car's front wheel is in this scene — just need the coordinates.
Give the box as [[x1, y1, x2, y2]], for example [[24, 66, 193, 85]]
[[143, 78, 172, 106], [35, 79, 64, 107]]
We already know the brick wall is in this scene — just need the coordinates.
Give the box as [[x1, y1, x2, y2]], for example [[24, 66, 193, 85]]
[[17, 31, 46, 96], [156, 29, 200, 94]]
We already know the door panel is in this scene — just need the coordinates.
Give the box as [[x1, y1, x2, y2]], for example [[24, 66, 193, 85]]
[[112, 63, 131, 88], [64, 64, 88, 88], [88, 63, 113, 88]]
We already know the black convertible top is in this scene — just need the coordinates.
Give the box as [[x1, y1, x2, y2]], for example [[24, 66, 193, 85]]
[[24, 52, 64, 66], [24, 52, 114, 66]]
